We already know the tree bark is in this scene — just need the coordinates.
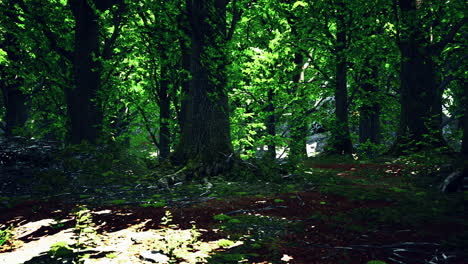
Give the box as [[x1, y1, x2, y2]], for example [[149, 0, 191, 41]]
[[2, 83, 28, 138], [289, 52, 308, 160], [330, 4, 353, 155], [265, 88, 276, 160], [462, 81, 468, 155], [67, 0, 103, 144], [172, 0, 234, 171], [393, 0, 447, 152], [0, 18, 29, 137], [359, 68, 380, 145], [159, 66, 171, 160]]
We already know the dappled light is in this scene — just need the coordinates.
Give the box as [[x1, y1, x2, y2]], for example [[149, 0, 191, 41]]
[[1, 0, 467, 263]]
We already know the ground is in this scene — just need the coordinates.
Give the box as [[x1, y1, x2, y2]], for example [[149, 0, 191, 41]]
[[0, 145, 467, 264]]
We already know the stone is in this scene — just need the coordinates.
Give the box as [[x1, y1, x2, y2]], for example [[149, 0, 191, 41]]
[[439, 170, 464, 193]]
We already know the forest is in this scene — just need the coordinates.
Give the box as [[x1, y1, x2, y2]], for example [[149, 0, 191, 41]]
[[0, 0, 467, 263]]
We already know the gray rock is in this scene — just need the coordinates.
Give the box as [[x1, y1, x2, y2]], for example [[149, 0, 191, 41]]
[[439, 170, 464, 193]]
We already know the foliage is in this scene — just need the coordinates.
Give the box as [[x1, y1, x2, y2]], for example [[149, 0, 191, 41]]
[[148, 211, 212, 263], [0, 0, 465, 167], [72, 206, 98, 251], [0, 225, 14, 247], [49, 241, 74, 258], [366, 261, 388, 264]]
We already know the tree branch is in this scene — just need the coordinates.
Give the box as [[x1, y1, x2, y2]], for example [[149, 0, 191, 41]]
[[432, 17, 467, 55], [17, 0, 73, 62]]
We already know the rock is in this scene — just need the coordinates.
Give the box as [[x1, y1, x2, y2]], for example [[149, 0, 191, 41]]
[[139, 250, 170, 263], [439, 170, 464, 193]]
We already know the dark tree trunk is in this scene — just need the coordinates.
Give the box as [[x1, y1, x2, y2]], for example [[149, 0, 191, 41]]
[[0, 34, 29, 138], [330, 6, 353, 155], [359, 68, 380, 145], [462, 82, 468, 155], [2, 84, 28, 138], [176, 31, 191, 136], [289, 52, 308, 160], [393, 0, 446, 152], [265, 88, 276, 160], [67, 0, 103, 144], [159, 67, 171, 160], [172, 0, 234, 170]]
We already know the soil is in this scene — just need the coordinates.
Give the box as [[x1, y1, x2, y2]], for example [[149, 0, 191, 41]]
[[0, 141, 466, 264]]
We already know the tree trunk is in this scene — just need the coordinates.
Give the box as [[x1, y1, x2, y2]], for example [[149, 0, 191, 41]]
[[172, 0, 234, 172], [159, 67, 171, 160], [265, 88, 276, 160], [289, 52, 308, 160], [1, 33, 29, 138], [67, 0, 103, 144], [359, 68, 380, 145], [393, 0, 446, 152], [462, 81, 468, 155], [176, 30, 191, 136], [3, 84, 29, 138], [330, 6, 353, 155]]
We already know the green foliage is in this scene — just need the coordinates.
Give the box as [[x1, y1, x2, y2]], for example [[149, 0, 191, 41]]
[[213, 214, 232, 222], [49, 241, 74, 258], [367, 261, 388, 264], [216, 214, 295, 241], [72, 206, 98, 250], [1, 0, 464, 166], [148, 210, 214, 263], [217, 239, 235, 248], [0, 225, 14, 247], [141, 200, 166, 208]]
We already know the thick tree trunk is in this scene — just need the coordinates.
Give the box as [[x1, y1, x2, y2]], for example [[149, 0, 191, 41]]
[[330, 8, 353, 155], [172, 0, 234, 171], [393, 0, 446, 152], [67, 0, 103, 144]]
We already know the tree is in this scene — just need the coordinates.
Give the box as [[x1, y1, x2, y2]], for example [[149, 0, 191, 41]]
[[462, 83, 468, 155], [0, 34, 29, 138], [172, 0, 235, 172], [329, 0, 353, 155], [0, 2, 32, 138], [394, 0, 466, 152]]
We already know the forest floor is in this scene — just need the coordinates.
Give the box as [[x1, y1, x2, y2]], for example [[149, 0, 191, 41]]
[[0, 145, 467, 264]]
